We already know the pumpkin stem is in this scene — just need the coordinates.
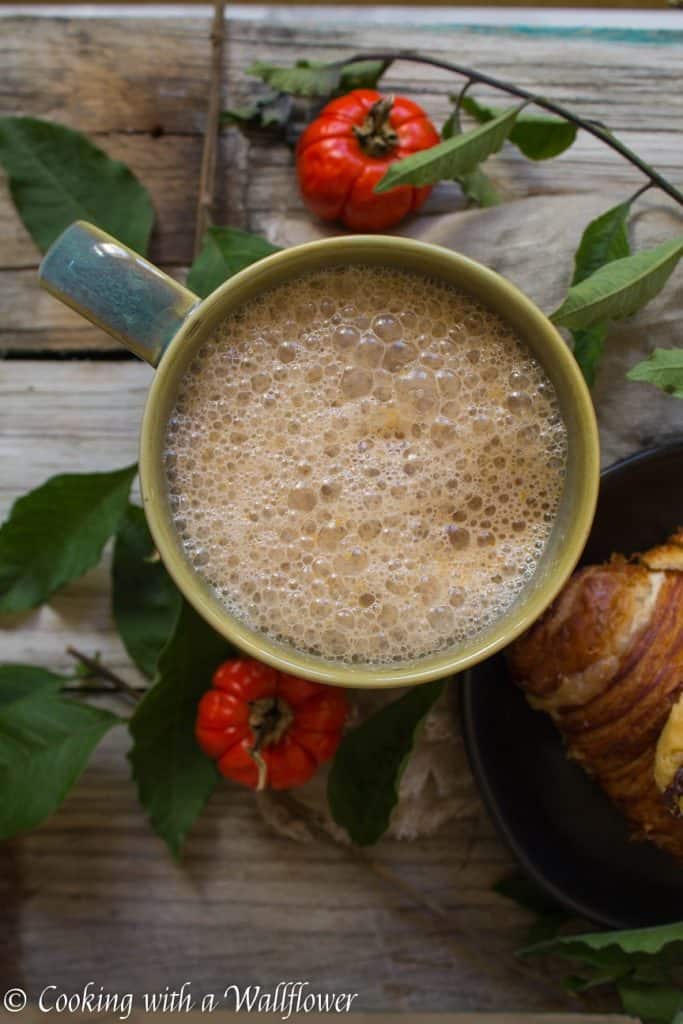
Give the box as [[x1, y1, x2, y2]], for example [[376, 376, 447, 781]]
[[247, 696, 294, 789], [353, 96, 399, 158], [251, 748, 269, 792]]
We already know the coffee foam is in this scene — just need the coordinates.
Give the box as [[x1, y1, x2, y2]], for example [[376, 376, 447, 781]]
[[164, 266, 567, 664]]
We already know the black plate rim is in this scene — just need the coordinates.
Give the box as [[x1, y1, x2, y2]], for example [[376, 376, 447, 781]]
[[461, 439, 683, 930], [461, 684, 629, 929]]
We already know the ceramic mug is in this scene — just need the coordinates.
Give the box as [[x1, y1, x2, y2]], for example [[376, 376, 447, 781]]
[[39, 221, 599, 687]]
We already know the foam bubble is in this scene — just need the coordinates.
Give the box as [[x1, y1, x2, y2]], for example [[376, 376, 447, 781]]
[[164, 265, 567, 664]]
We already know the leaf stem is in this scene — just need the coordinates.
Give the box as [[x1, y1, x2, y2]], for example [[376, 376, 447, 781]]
[[66, 646, 141, 704], [194, 0, 226, 258], [271, 791, 450, 919], [339, 50, 683, 207], [268, 792, 573, 1000], [453, 79, 475, 121], [628, 181, 654, 205], [60, 685, 137, 698]]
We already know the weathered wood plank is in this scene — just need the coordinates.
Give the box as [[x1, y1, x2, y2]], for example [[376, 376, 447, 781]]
[[0, 757, 599, 1015], [1, 16, 682, 352], [0, 738, 613, 1016], [2, 0, 673, 7], [3, 17, 682, 137], [0, 16, 211, 135], [0, 361, 150, 499], [22, 16, 683, 135]]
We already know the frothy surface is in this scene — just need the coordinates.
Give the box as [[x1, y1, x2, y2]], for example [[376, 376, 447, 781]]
[[165, 266, 567, 664]]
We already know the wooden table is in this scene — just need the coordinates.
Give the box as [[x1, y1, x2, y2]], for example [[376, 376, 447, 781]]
[[1, 6, 682, 1014]]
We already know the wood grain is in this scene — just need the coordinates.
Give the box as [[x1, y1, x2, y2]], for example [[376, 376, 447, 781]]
[[5, 0, 673, 7], [1, 15, 682, 351], [1, 751, 534, 1011]]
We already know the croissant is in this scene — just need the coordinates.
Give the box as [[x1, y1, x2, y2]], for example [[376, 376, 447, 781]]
[[507, 529, 683, 863]]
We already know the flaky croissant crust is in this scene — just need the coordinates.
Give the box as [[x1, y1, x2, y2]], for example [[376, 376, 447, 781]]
[[508, 529, 683, 862]]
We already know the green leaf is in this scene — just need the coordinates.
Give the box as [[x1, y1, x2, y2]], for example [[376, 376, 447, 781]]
[[187, 226, 281, 299], [339, 59, 391, 92], [128, 599, 236, 857], [618, 980, 683, 1024], [247, 59, 388, 99], [627, 348, 683, 399], [512, 117, 577, 161], [0, 464, 137, 614], [440, 105, 461, 143], [441, 101, 501, 207], [0, 117, 154, 254], [457, 168, 502, 207], [634, 959, 676, 985], [495, 873, 564, 916], [462, 95, 577, 161], [525, 913, 573, 946], [571, 201, 631, 286], [564, 973, 593, 994], [523, 920, 683, 960], [0, 664, 64, 711], [561, 202, 631, 385], [566, 965, 632, 993], [495, 872, 573, 945], [571, 322, 609, 388], [0, 667, 120, 839], [551, 237, 683, 330], [222, 92, 294, 131], [328, 679, 446, 846], [112, 505, 182, 679], [525, 943, 639, 979], [375, 105, 522, 193]]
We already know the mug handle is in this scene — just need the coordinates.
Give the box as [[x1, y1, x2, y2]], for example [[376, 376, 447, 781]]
[[39, 221, 200, 367]]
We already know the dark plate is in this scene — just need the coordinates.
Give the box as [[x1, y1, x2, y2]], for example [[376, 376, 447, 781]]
[[461, 441, 683, 929]]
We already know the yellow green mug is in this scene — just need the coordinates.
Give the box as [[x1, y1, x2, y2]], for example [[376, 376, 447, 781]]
[[39, 221, 599, 688]]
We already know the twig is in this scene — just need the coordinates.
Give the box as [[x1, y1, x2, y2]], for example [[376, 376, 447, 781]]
[[271, 793, 572, 1001], [66, 646, 141, 704], [273, 791, 450, 920], [194, 0, 226, 257], [339, 50, 683, 208], [61, 685, 142, 698]]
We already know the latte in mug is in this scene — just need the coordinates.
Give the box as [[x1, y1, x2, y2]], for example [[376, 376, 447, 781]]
[[164, 265, 567, 664]]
